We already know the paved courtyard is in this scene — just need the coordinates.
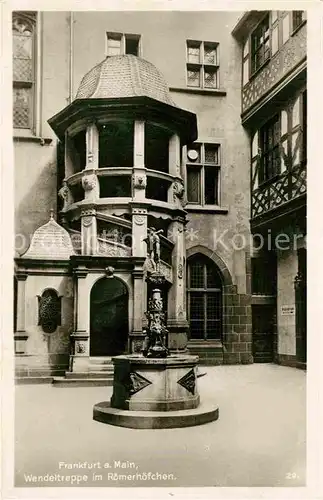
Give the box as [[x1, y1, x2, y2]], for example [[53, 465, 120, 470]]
[[15, 364, 306, 488]]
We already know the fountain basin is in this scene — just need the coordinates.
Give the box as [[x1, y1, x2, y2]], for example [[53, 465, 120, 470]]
[[93, 354, 219, 428]]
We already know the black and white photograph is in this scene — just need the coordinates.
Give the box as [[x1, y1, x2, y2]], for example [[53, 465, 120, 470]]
[[1, 1, 322, 498]]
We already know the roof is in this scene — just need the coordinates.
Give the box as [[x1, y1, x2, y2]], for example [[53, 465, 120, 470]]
[[75, 54, 176, 107], [22, 211, 75, 260]]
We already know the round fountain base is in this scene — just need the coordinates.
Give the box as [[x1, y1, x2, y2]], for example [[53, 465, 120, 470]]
[[93, 354, 219, 428], [93, 401, 219, 429]]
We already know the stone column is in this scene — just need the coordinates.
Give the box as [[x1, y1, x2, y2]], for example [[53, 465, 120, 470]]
[[132, 120, 146, 202], [131, 207, 148, 258], [81, 208, 97, 255], [129, 266, 146, 353], [64, 131, 75, 178], [14, 272, 28, 354], [168, 133, 184, 206], [167, 217, 188, 351], [85, 123, 99, 169], [169, 133, 181, 177], [60, 132, 75, 210], [70, 269, 90, 372]]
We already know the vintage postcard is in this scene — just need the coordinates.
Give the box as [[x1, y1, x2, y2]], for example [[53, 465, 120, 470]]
[[1, 0, 322, 499]]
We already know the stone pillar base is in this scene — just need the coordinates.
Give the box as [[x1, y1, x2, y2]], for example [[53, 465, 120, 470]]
[[69, 355, 90, 373], [167, 320, 189, 351]]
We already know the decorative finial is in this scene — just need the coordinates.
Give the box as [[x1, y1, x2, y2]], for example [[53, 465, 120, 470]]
[[50, 208, 54, 220]]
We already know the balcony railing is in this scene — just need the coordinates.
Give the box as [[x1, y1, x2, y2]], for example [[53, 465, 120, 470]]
[[63, 167, 180, 208], [251, 162, 306, 219], [242, 22, 306, 114]]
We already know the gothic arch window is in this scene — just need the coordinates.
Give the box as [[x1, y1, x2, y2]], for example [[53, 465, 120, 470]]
[[38, 288, 61, 334], [187, 254, 222, 340], [12, 11, 37, 130]]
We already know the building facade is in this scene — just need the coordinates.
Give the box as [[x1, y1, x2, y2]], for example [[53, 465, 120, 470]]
[[13, 10, 306, 381], [233, 10, 307, 368]]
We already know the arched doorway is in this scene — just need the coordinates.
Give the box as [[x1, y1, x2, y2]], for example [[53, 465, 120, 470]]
[[90, 277, 129, 356], [187, 254, 223, 341]]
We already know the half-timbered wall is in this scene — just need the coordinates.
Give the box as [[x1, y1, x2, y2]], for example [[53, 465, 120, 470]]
[[250, 89, 306, 219]]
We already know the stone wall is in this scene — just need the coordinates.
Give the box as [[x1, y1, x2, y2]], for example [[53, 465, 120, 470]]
[[277, 247, 298, 357], [17, 272, 73, 375]]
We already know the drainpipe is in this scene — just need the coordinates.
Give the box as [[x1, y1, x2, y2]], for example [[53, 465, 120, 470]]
[[68, 12, 74, 104]]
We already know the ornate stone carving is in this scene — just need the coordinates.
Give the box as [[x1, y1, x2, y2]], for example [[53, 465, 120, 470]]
[[75, 341, 86, 354], [159, 261, 172, 283], [82, 174, 98, 191], [144, 227, 163, 273], [58, 183, 69, 201], [81, 208, 96, 217], [38, 289, 61, 334], [82, 216, 93, 227], [173, 180, 185, 202], [132, 174, 146, 189], [178, 263, 183, 279], [105, 266, 115, 278], [142, 278, 169, 358], [177, 369, 196, 395], [132, 208, 147, 226], [87, 152, 94, 164], [97, 239, 131, 257], [132, 339, 144, 353], [133, 215, 145, 226], [129, 371, 152, 395]]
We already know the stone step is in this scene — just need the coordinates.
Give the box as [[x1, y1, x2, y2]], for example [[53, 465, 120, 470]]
[[86, 366, 114, 372], [15, 376, 54, 384], [64, 371, 114, 379], [52, 377, 113, 387], [89, 357, 113, 365]]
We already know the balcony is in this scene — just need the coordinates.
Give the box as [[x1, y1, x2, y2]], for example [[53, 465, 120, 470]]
[[251, 162, 306, 227], [242, 21, 306, 116]]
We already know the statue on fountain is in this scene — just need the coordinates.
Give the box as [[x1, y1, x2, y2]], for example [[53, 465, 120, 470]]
[[145, 227, 163, 273], [142, 227, 169, 358]]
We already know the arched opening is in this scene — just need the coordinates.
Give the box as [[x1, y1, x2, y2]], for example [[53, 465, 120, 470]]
[[90, 277, 129, 356], [187, 254, 223, 341]]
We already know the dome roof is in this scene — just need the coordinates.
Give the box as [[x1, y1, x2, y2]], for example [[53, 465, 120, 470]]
[[22, 212, 75, 260], [75, 55, 176, 106]]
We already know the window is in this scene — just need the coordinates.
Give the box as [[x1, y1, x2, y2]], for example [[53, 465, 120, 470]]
[[12, 11, 37, 130], [259, 115, 281, 183], [251, 14, 270, 74], [187, 255, 222, 340], [292, 11, 306, 32], [251, 91, 307, 190], [186, 40, 219, 89], [186, 143, 220, 206], [106, 32, 141, 56], [244, 11, 306, 85]]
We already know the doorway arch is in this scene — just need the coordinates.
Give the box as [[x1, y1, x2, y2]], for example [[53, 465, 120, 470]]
[[90, 277, 129, 356]]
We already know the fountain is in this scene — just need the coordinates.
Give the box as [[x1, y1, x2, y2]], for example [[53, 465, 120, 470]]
[[93, 228, 219, 428]]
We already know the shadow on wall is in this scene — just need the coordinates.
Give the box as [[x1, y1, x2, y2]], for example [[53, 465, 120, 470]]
[[15, 156, 58, 256]]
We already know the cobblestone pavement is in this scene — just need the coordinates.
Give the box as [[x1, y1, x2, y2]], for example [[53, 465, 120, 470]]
[[15, 364, 306, 488]]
